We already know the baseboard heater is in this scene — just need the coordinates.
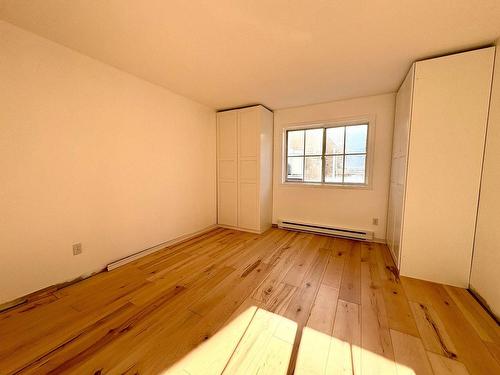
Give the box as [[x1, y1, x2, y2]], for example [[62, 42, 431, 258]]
[[277, 219, 374, 241]]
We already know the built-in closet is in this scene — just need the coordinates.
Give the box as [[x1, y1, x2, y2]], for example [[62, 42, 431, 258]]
[[386, 47, 496, 287]]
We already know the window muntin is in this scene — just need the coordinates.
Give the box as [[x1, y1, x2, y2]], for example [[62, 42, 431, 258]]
[[285, 124, 368, 185]]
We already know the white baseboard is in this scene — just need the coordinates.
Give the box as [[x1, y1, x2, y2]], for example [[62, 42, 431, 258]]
[[106, 224, 219, 271], [217, 224, 266, 234]]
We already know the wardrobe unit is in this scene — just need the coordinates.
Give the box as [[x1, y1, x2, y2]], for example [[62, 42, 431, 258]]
[[386, 47, 495, 287], [217, 105, 273, 233]]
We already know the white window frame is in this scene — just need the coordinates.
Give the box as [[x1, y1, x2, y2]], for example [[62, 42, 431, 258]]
[[281, 115, 375, 189]]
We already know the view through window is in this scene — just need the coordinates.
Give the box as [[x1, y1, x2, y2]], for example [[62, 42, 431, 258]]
[[286, 124, 368, 184]]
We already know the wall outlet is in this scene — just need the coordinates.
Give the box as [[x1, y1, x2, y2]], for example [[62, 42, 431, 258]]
[[372, 218, 379, 225], [73, 243, 82, 256]]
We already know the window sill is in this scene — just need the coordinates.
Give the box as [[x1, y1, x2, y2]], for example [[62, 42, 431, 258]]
[[280, 181, 371, 190]]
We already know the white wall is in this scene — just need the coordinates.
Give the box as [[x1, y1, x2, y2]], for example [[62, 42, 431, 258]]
[[470, 42, 500, 317], [272, 94, 395, 240], [0, 21, 216, 304]]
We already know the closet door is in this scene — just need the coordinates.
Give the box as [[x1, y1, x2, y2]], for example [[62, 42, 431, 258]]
[[388, 65, 414, 268], [470, 45, 500, 317], [238, 108, 260, 230], [217, 111, 238, 227]]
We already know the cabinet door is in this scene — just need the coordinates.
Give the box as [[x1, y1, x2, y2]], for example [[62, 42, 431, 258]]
[[238, 108, 260, 231], [387, 65, 414, 267], [217, 111, 238, 227], [470, 46, 500, 318]]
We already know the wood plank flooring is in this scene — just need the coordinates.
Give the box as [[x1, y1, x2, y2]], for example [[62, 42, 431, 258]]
[[1, 228, 499, 374]]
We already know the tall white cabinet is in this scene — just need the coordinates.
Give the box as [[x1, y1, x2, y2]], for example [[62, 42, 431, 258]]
[[387, 47, 495, 287], [217, 105, 273, 233]]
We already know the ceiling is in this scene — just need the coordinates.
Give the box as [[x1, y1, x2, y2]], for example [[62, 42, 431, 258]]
[[1, 1, 500, 110]]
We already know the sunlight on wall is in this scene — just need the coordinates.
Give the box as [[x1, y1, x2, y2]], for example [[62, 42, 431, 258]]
[[162, 306, 415, 375]]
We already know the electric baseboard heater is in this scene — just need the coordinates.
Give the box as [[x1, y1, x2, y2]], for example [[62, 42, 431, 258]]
[[277, 219, 374, 241]]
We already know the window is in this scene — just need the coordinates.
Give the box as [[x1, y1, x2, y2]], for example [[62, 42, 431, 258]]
[[285, 123, 369, 185]]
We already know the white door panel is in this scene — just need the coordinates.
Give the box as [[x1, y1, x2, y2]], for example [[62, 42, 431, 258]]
[[238, 183, 259, 230], [219, 182, 238, 226]]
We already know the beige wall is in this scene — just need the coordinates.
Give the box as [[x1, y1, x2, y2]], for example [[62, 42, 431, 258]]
[[470, 42, 500, 317], [272, 94, 395, 240], [0, 21, 216, 304]]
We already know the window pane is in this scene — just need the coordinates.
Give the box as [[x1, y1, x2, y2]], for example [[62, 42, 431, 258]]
[[344, 155, 366, 183], [325, 155, 344, 183], [345, 124, 368, 153], [326, 127, 344, 154], [304, 156, 322, 182], [287, 130, 304, 156], [287, 157, 303, 180], [305, 128, 323, 155]]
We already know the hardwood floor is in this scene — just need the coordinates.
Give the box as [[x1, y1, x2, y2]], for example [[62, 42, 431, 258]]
[[1, 228, 499, 374]]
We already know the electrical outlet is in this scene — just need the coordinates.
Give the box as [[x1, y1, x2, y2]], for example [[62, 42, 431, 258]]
[[372, 218, 379, 225], [73, 243, 82, 256]]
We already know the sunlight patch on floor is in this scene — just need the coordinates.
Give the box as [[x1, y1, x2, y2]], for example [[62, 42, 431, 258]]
[[296, 327, 415, 375], [162, 306, 416, 375], [163, 306, 297, 375]]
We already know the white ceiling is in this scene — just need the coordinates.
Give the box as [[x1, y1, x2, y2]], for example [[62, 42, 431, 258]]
[[1, 1, 500, 110]]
